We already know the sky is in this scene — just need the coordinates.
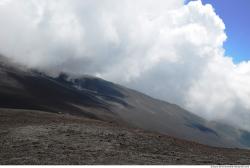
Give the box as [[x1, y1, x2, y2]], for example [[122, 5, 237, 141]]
[[187, 0, 250, 63], [0, 0, 250, 131]]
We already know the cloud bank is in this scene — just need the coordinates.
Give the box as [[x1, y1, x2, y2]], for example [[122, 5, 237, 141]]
[[0, 0, 250, 130]]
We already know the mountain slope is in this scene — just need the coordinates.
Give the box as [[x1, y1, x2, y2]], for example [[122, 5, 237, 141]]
[[1, 108, 250, 165], [0, 55, 248, 149]]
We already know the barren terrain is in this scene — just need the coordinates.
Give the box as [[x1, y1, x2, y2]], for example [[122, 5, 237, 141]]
[[1, 108, 250, 165]]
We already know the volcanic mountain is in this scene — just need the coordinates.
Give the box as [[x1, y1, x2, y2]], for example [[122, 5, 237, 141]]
[[1, 55, 250, 164]]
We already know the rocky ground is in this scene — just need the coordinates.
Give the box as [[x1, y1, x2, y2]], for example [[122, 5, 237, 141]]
[[1, 108, 250, 165]]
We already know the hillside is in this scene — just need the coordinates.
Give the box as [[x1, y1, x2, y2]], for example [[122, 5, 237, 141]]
[[1, 55, 250, 165], [1, 108, 250, 165], [0, 56, 248, 148]]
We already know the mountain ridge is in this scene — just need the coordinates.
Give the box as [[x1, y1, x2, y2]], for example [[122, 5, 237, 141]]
[[0, 55, 249, 149]]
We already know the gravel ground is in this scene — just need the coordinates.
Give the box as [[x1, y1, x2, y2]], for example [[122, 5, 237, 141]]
[[1, 108, 250, 165]]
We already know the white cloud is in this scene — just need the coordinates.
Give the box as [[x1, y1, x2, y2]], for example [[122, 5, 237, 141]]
[[0, 0, 250, 130]]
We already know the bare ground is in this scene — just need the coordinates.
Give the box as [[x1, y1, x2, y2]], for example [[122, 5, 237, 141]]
[[0, 108, 250, 165]]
